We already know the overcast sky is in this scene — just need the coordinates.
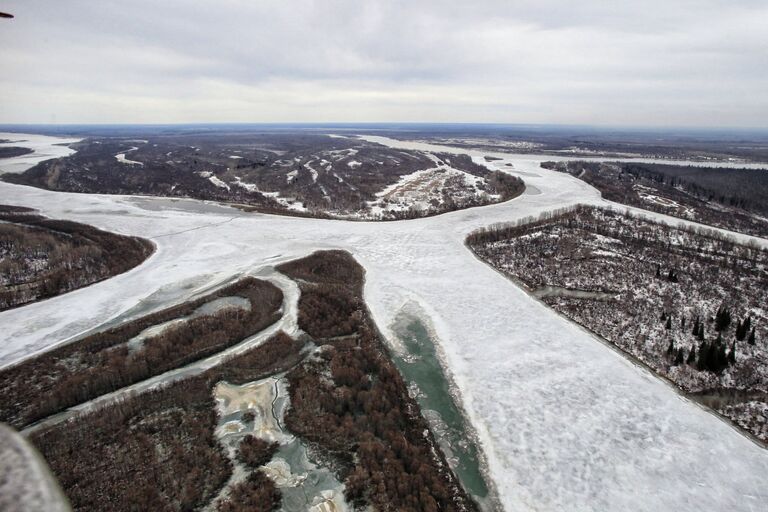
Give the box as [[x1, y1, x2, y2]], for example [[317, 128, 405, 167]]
[[1, 0, 767, 127]]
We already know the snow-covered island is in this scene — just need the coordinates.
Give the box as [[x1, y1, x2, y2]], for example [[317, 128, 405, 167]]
[[469, 205, 768, 442]]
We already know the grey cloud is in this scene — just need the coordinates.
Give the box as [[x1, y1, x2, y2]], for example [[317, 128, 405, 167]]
[[0, 0, 766, 126]]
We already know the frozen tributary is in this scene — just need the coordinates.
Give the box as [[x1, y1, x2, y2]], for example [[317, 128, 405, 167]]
[[1, 134, 767, 511]]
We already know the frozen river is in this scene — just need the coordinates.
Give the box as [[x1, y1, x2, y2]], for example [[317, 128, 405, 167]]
[[1, 134, 767, 511]]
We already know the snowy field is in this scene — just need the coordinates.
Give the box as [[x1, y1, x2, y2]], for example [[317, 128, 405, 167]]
[[1, 134, 767, 511]]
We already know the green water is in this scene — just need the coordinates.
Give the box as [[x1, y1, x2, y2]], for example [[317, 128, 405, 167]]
[[391, 314, 490, 502]]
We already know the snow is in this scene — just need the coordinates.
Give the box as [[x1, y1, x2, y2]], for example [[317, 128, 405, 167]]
[[115, 147, 143, 166], [365, 160, 498, 215], [126, 296, 250, 353], [1, 134, 768, 511], [0, 132, 80, 175], [214, 378, 291, 444], [359, 135, 768, 170], [197, 171, 229, 189], [233, 177, 258, 192], [232, 178, 307, 212], [21, 269, 301, 436], [303, 160, 319, 182], [208, 176, 230, 190], [346, 160, 361, 168]]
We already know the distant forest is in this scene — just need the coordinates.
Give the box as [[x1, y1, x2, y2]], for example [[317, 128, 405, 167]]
[[543, 161, 768, 237], [619, 163, 768, 216]]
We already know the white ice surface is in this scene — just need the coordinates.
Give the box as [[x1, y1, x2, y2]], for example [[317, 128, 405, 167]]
[[0, 132, 80, 175], [1, 134, 767, 511], [115, 147, 143, 166]]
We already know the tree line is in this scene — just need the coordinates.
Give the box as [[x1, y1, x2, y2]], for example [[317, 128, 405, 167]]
[[278, 251, 478, 512], [0, 276, 283, 428]]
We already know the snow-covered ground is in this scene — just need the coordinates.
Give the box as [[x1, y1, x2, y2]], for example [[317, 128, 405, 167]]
[[365, 151, 500, 217], [197, 171, 230, 189], [115, 146, 143, 166], [1, 134, 767, 511], [233, 177, 307, 212]]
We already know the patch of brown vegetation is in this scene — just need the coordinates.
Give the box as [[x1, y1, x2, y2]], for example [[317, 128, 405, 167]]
[[278, 250, 478, 512], [0, 277, 283, 428], [30, 331, 303, 512]]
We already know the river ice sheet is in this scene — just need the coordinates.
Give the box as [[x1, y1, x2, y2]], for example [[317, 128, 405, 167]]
[[0, 132, 80, 175], [1, 135, 767, 511]]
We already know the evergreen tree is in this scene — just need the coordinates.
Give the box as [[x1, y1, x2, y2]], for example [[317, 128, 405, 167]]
[[681, 316, 686, 330], [675, 348, 685, 366], [665, 317, 672, 330], [686, 345, 696, 365], [728, 342, 736, 366], [748, 328, 756, 345], [666, 339, 675, 356], [735, 319, 744, 341], [661, 311, 667, 322], [706, 341, 718, 372], [716, 343, 728, 372], [715, 305, 732, 332], [697, 323, 705, 341], [697, 335, 729, 374], [697, 341, 710, 371], [735, 316, 752, 341], [692, 316, 700, 336]]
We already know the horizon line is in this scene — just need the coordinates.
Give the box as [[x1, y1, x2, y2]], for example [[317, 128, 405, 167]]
[[2, 121, 768, 133]]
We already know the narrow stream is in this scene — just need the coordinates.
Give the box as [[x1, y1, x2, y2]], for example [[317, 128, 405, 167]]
[[390, 309, 493, 510]]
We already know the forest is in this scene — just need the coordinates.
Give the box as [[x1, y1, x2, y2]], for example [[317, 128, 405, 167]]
[[0, 276, 282, 428], [469, 205, 768, 442], [406, 126, 768, 162], [18, 250, 478, 511], [2, 133, 524, 221], [277, 251, 478, 512], [542, 161, 768, 237], [30, 331, 305, 511], [0, 204, 154, 310]]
